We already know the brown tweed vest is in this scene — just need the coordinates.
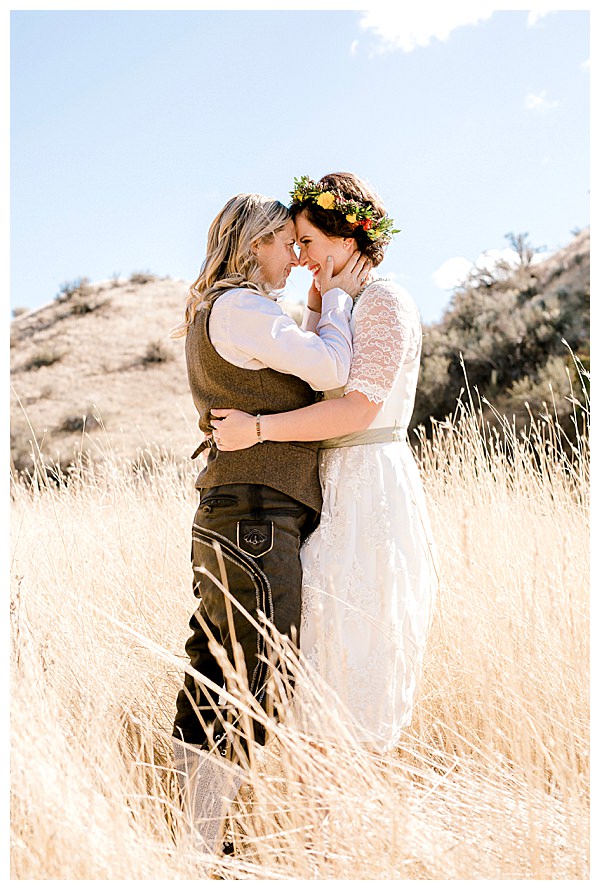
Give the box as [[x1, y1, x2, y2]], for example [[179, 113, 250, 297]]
[[185, 293, 322, 512]]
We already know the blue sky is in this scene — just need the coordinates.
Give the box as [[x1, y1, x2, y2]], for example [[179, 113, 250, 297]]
[[8, 4, 590, 324]]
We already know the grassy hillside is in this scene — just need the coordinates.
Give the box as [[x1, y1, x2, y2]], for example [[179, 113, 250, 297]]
[[10, 274, 194, 473], [411, 228, 590, 436]]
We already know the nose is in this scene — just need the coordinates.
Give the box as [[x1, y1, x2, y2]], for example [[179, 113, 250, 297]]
[[289, 246, 299, 266], [298, 245, 309, 267]]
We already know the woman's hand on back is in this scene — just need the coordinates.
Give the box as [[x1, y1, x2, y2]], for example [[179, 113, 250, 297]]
[[211, 409, 257, 451], [318, 251, 372, 299]]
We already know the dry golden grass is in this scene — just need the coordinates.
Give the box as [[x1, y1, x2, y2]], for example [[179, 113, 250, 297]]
[[9, 385, 589, 880]]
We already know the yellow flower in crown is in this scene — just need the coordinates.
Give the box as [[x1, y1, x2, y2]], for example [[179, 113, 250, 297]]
[[346, 213, 357, 224], [316, 191, 336, 210]]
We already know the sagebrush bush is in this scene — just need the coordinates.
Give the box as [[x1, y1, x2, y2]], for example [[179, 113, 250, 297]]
[[142, 340, 173, 364], [55, 277, 91, 302], [59, 410, 102, 433], [129, 270, 157, 285], [25, 349, 63, 370]]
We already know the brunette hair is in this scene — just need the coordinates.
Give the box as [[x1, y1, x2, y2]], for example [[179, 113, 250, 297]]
[[290, 171, 388, 266], [171, 193, 290, 339]]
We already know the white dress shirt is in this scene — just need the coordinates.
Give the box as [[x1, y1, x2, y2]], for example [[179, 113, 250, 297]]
[[208, 287, 353, 391]]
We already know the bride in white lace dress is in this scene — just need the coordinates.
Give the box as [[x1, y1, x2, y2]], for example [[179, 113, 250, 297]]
[[212, 172, 438, 753]]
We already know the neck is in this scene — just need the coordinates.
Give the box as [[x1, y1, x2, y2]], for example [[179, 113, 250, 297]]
[[353, 273, 388, 302]]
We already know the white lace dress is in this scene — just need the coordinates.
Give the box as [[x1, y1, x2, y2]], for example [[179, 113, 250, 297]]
[[298, 279, 438, 753]]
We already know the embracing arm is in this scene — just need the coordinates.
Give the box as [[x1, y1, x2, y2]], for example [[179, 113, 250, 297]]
[[212, 280, 421, 451], [214, 252, 371, 392], [212, 390, 380, 450]]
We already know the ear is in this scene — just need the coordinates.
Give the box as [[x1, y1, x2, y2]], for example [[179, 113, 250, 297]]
[[342, 237, 357, 252]]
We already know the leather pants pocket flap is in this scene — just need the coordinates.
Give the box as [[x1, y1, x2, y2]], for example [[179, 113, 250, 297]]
[[236, 520, 273, 558]]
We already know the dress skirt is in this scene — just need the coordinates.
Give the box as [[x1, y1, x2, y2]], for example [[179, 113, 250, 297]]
[[297, 439, 437, 753]]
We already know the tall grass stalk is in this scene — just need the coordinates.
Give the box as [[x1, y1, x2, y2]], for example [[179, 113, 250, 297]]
[[10, 395, 589, 879]]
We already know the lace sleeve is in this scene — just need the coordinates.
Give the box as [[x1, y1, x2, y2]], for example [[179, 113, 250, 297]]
[[344, 281, 422, 403]]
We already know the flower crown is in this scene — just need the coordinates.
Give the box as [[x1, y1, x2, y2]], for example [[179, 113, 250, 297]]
[[290, 175, 400, 245]]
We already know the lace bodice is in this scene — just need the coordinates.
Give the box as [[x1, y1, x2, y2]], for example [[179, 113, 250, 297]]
[[325, 279, 423, 430]]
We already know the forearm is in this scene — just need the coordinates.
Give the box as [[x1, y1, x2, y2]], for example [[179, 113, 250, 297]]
[[306, 288, 353, 389], [261, 391, 380, 442], [259, 288, 353, 391], [211, 287, 352, 391]]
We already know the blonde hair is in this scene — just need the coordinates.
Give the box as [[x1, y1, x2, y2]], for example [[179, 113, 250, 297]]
[[171, 193, 290, 339]]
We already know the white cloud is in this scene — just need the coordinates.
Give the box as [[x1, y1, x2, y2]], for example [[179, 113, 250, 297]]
[[359, 4, 494, 53], [530, 250, 552, 265], [433, 256, 473, 290], [433, 246, 552, 291], [349, 39, 359, 55], [474, 247, 520, 274], [525, 89, 559, 111], [527, 6, 557, 27]]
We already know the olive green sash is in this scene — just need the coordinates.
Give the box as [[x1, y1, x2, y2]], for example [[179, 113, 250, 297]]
[[320, 425, 407, 450]]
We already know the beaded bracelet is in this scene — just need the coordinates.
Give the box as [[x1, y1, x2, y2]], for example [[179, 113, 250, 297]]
[[256, 413, 264, 443]]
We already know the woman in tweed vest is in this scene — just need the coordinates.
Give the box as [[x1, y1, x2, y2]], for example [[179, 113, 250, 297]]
[[170, 192, 370, 852]]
